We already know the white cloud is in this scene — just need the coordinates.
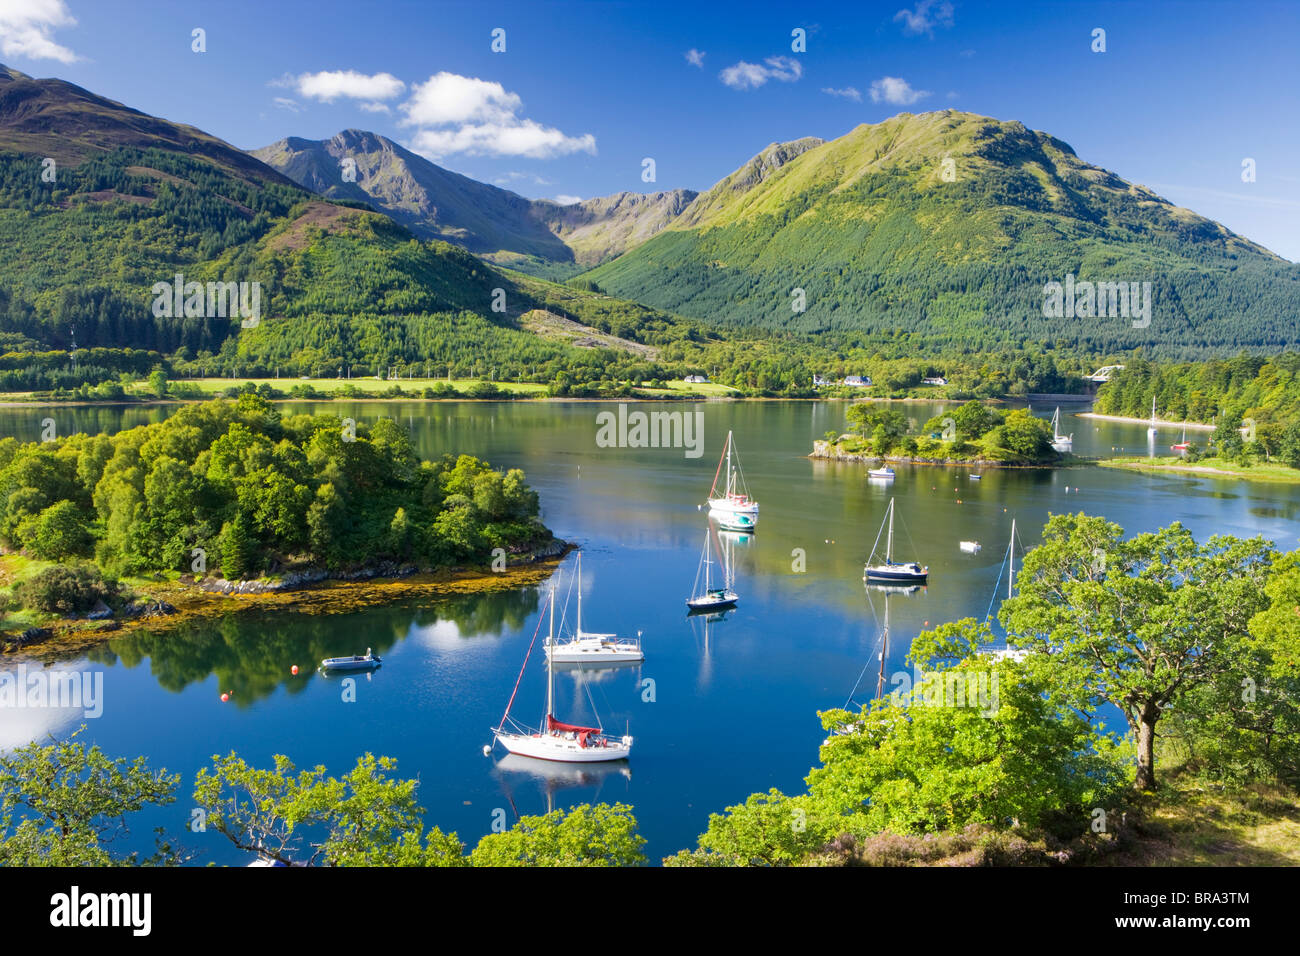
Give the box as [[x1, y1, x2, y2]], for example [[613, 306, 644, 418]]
[[0, 0, 78, 63], [719, 55, 802, 91], [358, 101, 390, 113], [273, 97, 303, 113], [894, 1, 955, 36], [291, 69, 406, 103], [400, 72, 595, 159], [869, 76, 930, 105], [554, 194, 583, 205], [685, 48, 705, 68], [495, 171, 555, 186], [822, 86, 862, 102]]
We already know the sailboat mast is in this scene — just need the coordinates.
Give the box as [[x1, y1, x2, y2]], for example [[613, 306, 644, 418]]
[[1008, 519, 1016, 600], [876, 593, 890, 698], [886, 499, 895, 563], [725, 431, 734, 496], [576, 550, 582, 635], [545, 589, 554, 722]]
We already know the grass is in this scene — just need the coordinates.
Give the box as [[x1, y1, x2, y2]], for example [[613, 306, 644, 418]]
[[1096, 456, 1300, 484], [1106, 770, 1300, 866]]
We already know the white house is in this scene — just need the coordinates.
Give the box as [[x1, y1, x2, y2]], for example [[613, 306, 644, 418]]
[[683, 374, 709, 384], [843, 375, 871, 387], [922, 376, 947, 386]]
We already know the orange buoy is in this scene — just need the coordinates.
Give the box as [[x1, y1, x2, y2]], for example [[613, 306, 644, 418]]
[[220, 693, 230, 702], [291, 665, 299, 676]]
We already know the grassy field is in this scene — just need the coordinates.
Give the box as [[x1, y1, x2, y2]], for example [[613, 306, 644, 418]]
[[1096, 456, 1300, 484]]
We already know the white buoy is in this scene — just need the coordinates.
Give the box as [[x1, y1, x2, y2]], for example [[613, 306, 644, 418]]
[[482, 744, 491, 757]]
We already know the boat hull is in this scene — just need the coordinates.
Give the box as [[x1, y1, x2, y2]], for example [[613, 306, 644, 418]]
[[864, 565, 928, 584], [495, 731, 632, 763], [687, 590, 738, 612], [708, 497, 758, 518], [545, 641, 644, 664]]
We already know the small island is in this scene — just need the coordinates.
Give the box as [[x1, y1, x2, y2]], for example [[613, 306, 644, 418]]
[[812, 400, 1062, 467], [0, 395, 560, 658]]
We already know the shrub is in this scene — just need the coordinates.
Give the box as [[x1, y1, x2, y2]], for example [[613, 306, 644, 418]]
[[16, 563, 117, 615]]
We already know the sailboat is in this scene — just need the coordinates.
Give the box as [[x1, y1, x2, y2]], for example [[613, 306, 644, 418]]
[[489, 590, 633, 763], [1171, 423, 1190, 452], [687, 527, 738, 612], [706, 431, 759, 526], [545, 551, 643, 664], [1147, 397, 1159, 438], [984, 519, 1028, 662], [1050, 407, 1073, 453], [863, 498, 928, 585]]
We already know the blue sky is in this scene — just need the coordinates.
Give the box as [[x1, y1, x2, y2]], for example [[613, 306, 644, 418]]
[[4, 0, 1298, 259]]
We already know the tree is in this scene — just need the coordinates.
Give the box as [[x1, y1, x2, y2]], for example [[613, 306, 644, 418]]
[[0, 730, 181, 866], [468, 802, 646, 867], [219, 510, 259, 579], [1000, 513, 1276, 791], [193, 752, 466, 867], [25, 499, 94, 560]]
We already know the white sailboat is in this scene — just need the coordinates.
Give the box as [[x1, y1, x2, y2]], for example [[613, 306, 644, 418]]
[[687, 527, 738, 612], [545, 551, 643, 664], [707, 430, 759, 525], [863, 498, 928, 585], [490, 590, 633, 763], [1050, 407, 1073, 453]]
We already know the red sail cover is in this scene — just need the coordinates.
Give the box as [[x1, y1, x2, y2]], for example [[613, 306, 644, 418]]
[[548, 715, 601, 746]]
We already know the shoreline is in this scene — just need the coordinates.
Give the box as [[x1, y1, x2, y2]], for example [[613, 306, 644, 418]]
[[2, 549, 572, 666], [1078, 412, 1215, 430], [1095, 457, 1300, 484]]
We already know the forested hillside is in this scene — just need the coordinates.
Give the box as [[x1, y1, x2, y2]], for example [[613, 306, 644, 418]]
[[586, 111, 1300, 357]]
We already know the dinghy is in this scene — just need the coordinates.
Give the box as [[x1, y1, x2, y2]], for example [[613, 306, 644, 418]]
[[319, 648, 381, 672]]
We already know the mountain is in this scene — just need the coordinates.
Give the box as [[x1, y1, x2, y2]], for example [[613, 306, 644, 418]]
[[251, 130, 695, 277], [0, 66, 701, 385], [0, 65, 290, 186], [585, 111, 1300, 357]]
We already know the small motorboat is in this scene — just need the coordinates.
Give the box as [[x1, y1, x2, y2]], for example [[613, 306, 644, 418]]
[[319, 648, 381, 672], [969, 473, 982, 481], [868, 466, 895, 480], [959, 540, 981, 554]]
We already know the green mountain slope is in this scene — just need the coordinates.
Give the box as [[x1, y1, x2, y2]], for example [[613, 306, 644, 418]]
[[585, 111, 1300, 357], [0, 66, 703, 386], [252, 130, 695, 279]]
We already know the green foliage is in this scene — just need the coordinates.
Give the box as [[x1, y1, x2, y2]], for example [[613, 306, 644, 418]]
[[193, 752, 466, 866], [0, 730, 180, 866], [0, 398, 547, 578], [468, 803, 647, 867], [999, 513, 1277, 790], [14, 562, 116, 614], [1094, 354, 1300, 468]]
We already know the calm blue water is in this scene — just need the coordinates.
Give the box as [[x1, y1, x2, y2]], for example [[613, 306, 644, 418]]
[[3, 400, 1298, 864]]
